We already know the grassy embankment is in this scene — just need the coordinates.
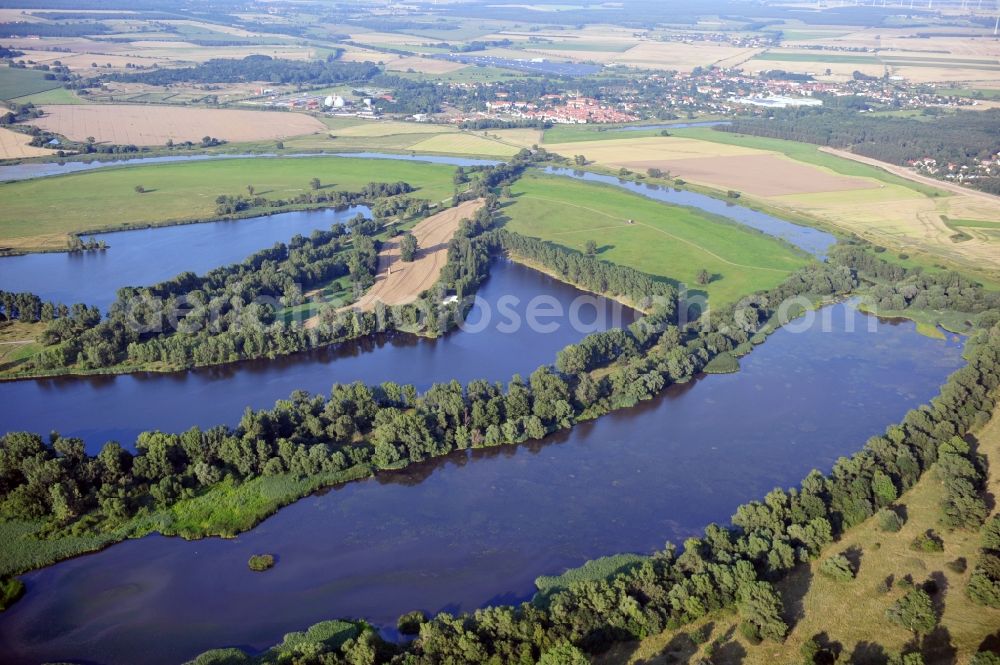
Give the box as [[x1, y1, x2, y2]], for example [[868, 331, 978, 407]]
[[502, 172, 811, 306], [601, 408, 1000, 665], [0, 156, 457, 252]]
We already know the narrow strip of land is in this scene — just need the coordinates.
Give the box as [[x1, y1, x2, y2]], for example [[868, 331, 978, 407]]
[[349, 198, 484, 311]]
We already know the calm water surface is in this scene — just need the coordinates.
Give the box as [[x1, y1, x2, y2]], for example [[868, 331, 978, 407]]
[[0, 260, 635, 452], [0, 302, 965, 665], [0, 206, 370, 310], [0, 152, 500, 183]]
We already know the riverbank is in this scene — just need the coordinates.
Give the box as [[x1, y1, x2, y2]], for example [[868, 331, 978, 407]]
[[608, 402, 1000, 665]]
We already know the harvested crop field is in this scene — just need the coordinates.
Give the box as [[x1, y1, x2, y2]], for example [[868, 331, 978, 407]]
[[348, 199, 484, 311], [620, 154, 879, 197], [0, 127, 57, 159], [24, 105, 326, 146]]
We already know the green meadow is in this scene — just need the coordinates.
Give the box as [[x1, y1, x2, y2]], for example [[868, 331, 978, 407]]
[[503, 172, 811, 305], [0, 156, 457, 249], [0, 67, 63, 102]]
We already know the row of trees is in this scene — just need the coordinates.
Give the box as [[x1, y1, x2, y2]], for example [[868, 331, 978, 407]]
[[968, 514, 1000, 608], [112, 54, 378, 86], [211, 181, 414, 218], [485, 229, 677, 310]]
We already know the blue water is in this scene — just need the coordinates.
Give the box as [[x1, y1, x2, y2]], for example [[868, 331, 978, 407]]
[[0, 206, 371, 310], [0, 152, 500, 183], [614, 121, 731, 131], [0, 301, 966, 665], [544, 166, 838, 258]]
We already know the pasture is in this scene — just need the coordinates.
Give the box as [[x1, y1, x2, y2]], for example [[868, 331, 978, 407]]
[[503, 173, 809, 305], [24, 105, 326, 146], [0, 156, 457, 251]]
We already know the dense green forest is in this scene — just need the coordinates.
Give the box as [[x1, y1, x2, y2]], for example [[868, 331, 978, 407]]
[[111, 55, 378, 86], [719, 110, 1000, 194], [0, 21, 111, 37]]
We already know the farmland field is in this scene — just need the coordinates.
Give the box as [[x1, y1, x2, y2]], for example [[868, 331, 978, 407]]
[[0, 67, 63, 102], [503, 172, 810, 305], [23, 105, 327, 146], [0, 156, 457, 251], [406, 132, 519, 157], [0, 127, 56, 160], [544, 128, 1000, 279]]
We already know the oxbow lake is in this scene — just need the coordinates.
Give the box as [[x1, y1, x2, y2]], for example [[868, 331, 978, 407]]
[[0, 301, 966, 665]]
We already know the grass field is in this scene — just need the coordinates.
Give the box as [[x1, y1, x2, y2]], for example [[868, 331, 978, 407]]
[[503, 172, 810, 305], [0, 67, 63, 102], [607, 407, 1000, 665], [937, 87, 1000, 101], [0, 156, 457, 251], [753, 50, 880, 64], [7, 87, 82, 106]]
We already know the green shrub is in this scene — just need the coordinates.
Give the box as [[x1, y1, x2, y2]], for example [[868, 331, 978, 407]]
[[703, 352, 739, 374], [0, 577, 25, 610], [248, 554, 275, 572], [910, 530, 944, 553], [878, 508, 904, 533], [397, 610, 425, 635], [819, 554, 855, 582]]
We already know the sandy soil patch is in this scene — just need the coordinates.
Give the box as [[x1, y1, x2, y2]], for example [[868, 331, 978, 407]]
[[25, 104, 325, 145], [386, 56, 468, 74], [348, 199, 484, 312], [620, 153, 879, 197], [0, 127, 57, 159]]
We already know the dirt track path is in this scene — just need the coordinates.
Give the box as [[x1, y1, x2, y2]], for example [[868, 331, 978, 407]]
[[349, 198, 484, 311], [818, 146, 1000, 204]]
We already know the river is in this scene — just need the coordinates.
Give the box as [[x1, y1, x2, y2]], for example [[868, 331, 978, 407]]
[[0, 301, 965, 665], [0, 152, 500, 184]]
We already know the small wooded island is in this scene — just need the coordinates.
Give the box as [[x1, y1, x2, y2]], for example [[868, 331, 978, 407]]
[[248, 554, 276, 572]]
